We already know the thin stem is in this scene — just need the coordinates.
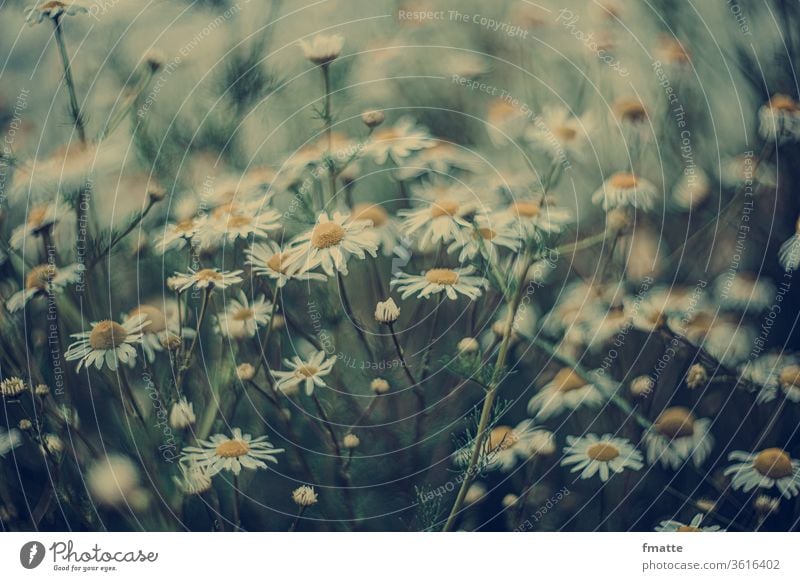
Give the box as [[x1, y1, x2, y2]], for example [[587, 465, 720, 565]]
[[252, 293, 280, 377], [178, 287, 211, 388], [119, 365, 146, 428], [322, 64, 336, 205], [53, 17, 86, 144], [288, 505, 306, 532], [232, 473, 241, 531], [337, 272, 375, 362]]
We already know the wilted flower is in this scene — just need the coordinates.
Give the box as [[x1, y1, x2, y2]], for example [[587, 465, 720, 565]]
[[292, 485, 318, 507], [169, 398, 196, 429], [0, 377, 27, 397], [374, 298, 400, 323]]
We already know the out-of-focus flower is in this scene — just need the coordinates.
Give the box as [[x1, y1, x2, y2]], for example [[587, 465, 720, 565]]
[[527, 368, 603, 420], [25, 1, 88, 25], [343, 433, 360, 449], [592, 171, 658, 210], [0, 428, 22, 457], [247, 241, 327, 288], [9, 203, 59, 249], [713, 272, 775, 312], [286, 212, 378, 277], [526, 105, 592, 160], [87, 454, 144, 508], [367, 117, 434, 164], [724, 448, 800, 499], [686, 364, 708, 389], [644, 407, 714, 469], [778, 216, 800, 272], [453, 420, 553, 472], [6, 263, 83, 313], [370, 378, 390, 394], [181, 428, 284, 476], [215, 291, 273, 340], [449, 213, 521, 263], [561, 434, 644, 482], [65, 315, 149, 371], [175, 461, 212, 496], [391, 266, 487, 301], [351, 202, 400, 256], [502, 199, 572, 241], [169, 398, 196, 430], [758, 94, 800, 143], [671, 167, 711, 211], [236, 363, 256, 381], [272, 350, 337, 396], [299, 34, 344, 66], [630, 375, 654, 398], [655, 513, 722, 532], [170, 268, 243, 293]]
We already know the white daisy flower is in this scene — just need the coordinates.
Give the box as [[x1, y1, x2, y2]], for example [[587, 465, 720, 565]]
[[749, 357, 800, 404], [643, 407, 714, 469], [123, 303, 194, 363], [170, 268, 243, 293], [592, 171, 659, 211], [501, 199, 572, 240], [1, 377, 27, 397], [169, 397, 196, 430], [713, 272, 775, 312], [453, 420, 555, 472], [399, 192, 476, 251], [526, 105, 592, 160], [65, 315, 149, 371], [758, 94, 800, 143], [175, 460, 212, 496], [215, 291, 273, 340], [246, 241, 327, 288], [351, 202, 401, 257], [199, 201, 282, 246], [527, 368, 604, 420], [778, 217, 800, 272], [6, 263, 83, 313], [561, 434, 644, 482], [655, 513, 722, 532], [724, 448, 800, 499], [391, 266, 487, 301], [0, 427, 22, 457], [286, 211, 378, 277], [156, 218, 198, 254], [670, 312, 754, 367], [448, 213, 521, 263], [272, 350, 337, 396], [392, 142, 477, 180], [720, 154, 777, 190], [181, 428, 284, 476], [367, 117, 434, 164], [25, 1, 88, 25], [299, 33, 344, 66], [9, 202, 59, 249]]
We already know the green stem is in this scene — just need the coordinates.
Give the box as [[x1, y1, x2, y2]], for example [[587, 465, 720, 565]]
[[53, 17, 86, 144]]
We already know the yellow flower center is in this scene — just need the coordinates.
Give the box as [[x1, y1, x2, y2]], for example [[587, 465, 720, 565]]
[[779, 365, 800, 390], [89, 321, 128, 350], [769, 94, 798, 112], [175, 219, 195, 233], [196, 269, 222, 283], [586, 442, 620, 462], [553, 126, 577, 141], [295, 364, 318, 378], [227, 214, 252, 228], [609, 172, 638, 189], [473, 227, 496, 240], [511, 201, 541, 218], [677, 525, 701, 532], [487, 426, 519, 452], [352, 203, 389, 227], [28, 205, 49, 228], [425, 268, 459, 285], [430, 199, 460, 218], [128, 305, 167, 333], [311, 222, 346, 249], [616, 99, 648, 122], [232, 307, 254, 322], [25, 264, 56, 291], [655, 407, 696, 438], [552, 368, 587, 392], [215, 439, 250, 458], [754, 448, 793, 479], [267, 253, 287, 274]]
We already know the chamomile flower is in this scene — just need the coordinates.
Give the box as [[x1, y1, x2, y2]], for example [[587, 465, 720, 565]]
[[299, 33, 344, 66], [65, 315, 149, 371], [486, 97, 528, 146], [392, 142, 477, 180], [749, 357, 800, 404], [391, 266, 487, 301], [779, 217, 800, 272], [123, 303, 193, 362], [448, 213, 521, 262], [526, 105, 592, 159], [0, 376, 27, 397], [272, 350, 337, 396], [562, 434, 644, 482], [758, 94, 800, 143], [170, 268, 243, 293], [671, 167, 711, 211], [25, 1, 88, 25], [9, 202, 59, 249], [351, 202, 401, 256], [501, 198, 572, 240], [175, 461, 212, 495], [246, 241, 327, 288], [399, 193, 476, 251], [156, 218, 198, 254], [453, 420, 554, 472], [181, 428, 284, 476], [0, 427, 22, 457], [655, 513, 722, 532], [713, 272, 775, 311], [367, 117, 434, 164], [643, 407, 714, 469], [527, 368, 604, 420], [592, 171, 659, 211], [6, 263, 83, 313], [724, 448, 800, 499], [286, 212, 378, 277], [201, 201, 281, 245], [215, 291, 273, 340]]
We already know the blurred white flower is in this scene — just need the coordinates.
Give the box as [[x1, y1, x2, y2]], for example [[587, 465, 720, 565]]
[[0, 427, 22, 457], [367, 117, 434, 164], [299, 34, 344, 66], [9, 202, 59, 249], [592, 171, 658, 210], [169, 397, 196, 430], [6, 263, 83, 313], [655, 513, 722, 532], [758, 94, 800, 143], [215, 291, 273, 340], [644, 407, 714, 469], [527, 368, 603, 420]]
